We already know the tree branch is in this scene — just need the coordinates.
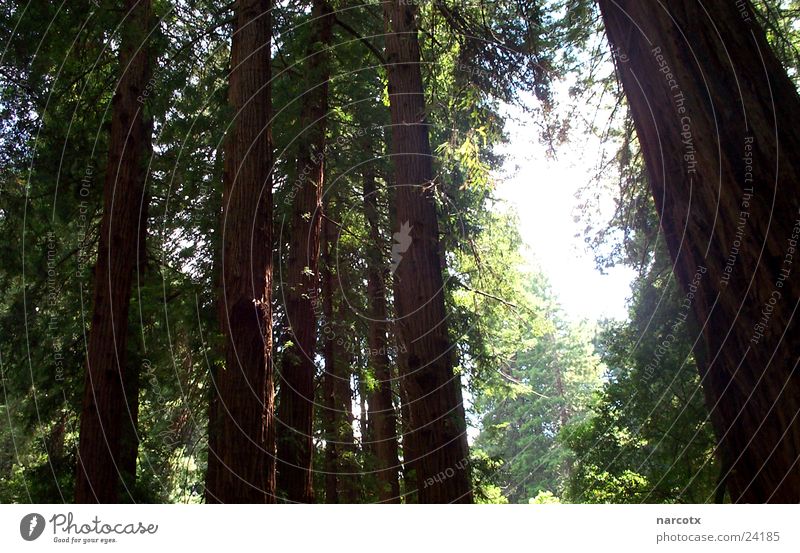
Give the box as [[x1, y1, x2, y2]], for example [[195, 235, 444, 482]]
[[333, 16, 386, 65]]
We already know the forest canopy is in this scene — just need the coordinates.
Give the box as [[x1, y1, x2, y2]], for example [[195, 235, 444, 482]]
[[1, 0, 800, 504]]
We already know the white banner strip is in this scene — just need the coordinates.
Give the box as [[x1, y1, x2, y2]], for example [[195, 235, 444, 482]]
[[1, 504, 798, 552]]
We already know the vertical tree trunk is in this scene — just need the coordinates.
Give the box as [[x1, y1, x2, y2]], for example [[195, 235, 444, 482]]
[[359, 376, 370, 450], [598, 0, 800, 502], [334, 340, 360, 503], [363, 164, 401, 502], [382, 0, 472, 503], [75, 0, 152, 504], [119, 137, 151, 500], [321, 216, 339, 503], [205, 0, 275, 504], [358, 374, 371, 482], [399, 379, 418, 503], [276, 0, 333, 504], [320, 217, 360, 502]]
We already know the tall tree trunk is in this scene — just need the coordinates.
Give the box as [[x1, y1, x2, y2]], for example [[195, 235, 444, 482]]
[[363, 164, 401, 502], [75, 0, 152, 504], [320, 217, 360, 502], [321, 216, 339, 503], [598, 0, 800, 502], [334, 340, 359, 503], [119, 138, 151, 500], [276, 0, 333, 504], [205, 0, 275, 504], [383, 0, 472, 503], [358, 374, 370, 457]]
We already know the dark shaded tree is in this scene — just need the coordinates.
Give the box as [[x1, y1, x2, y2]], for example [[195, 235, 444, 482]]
[[319, 216, 359, 503], [205, 0, 275, 504], [598, 0, 800, 502], [75, 0, 153, 504], [276, 0, 334, 504], [383, 0, 472, 503], [363, 162, 401, 502]]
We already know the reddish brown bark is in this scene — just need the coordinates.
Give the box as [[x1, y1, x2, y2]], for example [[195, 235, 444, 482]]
[[276, 0, 334, 504], [205, 0, 275, 503], [119, 125, 151, 500], [363, 164, 401, 502], [598, 0, 800, 502], [75, 0, 152, 504], [383, 0, 472, 503]]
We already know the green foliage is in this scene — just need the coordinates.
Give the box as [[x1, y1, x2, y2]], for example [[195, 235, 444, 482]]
[[529, 490, 560, 504], [3, 0, 799, 505], [563, 247, 719, 504], [472, 282, 605, 503]]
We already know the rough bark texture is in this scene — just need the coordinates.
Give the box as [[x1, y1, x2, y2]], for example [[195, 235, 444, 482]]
[[598, 0, 800, 502], [75, 0, 152, 504], [363, 164, 401, 502], [276, 0, 333, 504], [205, 0, 275, 503], [119, 134, 151, 500], [383, 0, 472, 503]]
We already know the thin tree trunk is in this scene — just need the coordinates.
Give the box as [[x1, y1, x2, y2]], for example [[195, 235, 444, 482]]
[[321, 216, 339, 503], [276, 0, 333, 504], [205, 0, 275, 504], [383, 0, 472, 503], [399, 380, 418, 503], [363, 163, 401, 502], [334, 340, 359, 503], [358, 375, 370, 457], [598, 0, 800, 502], [320, 217, 360, 502], [75, 0, 152, 504]]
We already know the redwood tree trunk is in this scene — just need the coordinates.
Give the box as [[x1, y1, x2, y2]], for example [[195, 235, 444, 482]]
[[363, 164, 401, 502], [383, 0, 472, 503], [598, 0, 800, 502], [205, 0, 275, 503], [75, 0, 152, 504], [276, 0, 333, 504], [119, 134, 151, 500]]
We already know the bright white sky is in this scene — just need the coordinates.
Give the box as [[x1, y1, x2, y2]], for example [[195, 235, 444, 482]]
[[493, 100, 636, 323]]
